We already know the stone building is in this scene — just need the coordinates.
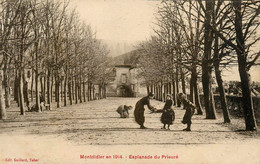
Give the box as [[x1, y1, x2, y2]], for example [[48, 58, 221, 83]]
[[106, 65, 146, 97]]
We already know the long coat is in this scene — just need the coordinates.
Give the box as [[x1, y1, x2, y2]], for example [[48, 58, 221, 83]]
[[182, 99, 195, 124], [161, 100, 175, 125], [134, 96, 153, 126]]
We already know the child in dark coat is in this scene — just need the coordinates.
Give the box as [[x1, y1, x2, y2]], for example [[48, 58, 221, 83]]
[[161, 94, 175, 130], [178, 93, 195, 131], [134, 92, 156, 129]]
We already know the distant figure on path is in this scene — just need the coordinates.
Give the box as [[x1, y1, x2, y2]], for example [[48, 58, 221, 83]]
[[178, 93, 195, 131], [134, 92, 156, 129], [40, 93, 45, 111], [161, 94, 175, 130], [116, 105, 133, 118]]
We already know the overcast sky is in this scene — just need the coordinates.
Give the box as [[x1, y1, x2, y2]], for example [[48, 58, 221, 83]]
[[69, 0, 259, 82], [70, 0, 160, 42]]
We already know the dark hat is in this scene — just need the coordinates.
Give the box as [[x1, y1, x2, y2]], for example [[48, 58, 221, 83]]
[[148, 92, 154, 97], [178, 93, 186, 100]]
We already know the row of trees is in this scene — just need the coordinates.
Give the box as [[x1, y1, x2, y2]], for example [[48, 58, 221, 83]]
[[0, 0, 114, 119], [138, 0, 260, 131]]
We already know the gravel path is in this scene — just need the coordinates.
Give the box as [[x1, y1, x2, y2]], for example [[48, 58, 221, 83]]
[[0, 97, 259, 164]]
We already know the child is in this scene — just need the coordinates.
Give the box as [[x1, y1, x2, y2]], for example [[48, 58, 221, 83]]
[[116, 105, 133, 118], [178, 93, 195, 131], [134, 92, 156, 129], [161, 94, 175, 130]]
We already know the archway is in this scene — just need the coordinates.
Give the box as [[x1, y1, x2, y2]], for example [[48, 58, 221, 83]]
[[117, 85, 133, 97]]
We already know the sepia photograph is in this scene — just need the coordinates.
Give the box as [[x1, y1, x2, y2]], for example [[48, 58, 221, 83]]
[[0, 0, 260, 163]]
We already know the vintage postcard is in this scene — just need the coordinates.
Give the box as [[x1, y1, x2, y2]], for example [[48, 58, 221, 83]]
[[0, 0, 259, 163]]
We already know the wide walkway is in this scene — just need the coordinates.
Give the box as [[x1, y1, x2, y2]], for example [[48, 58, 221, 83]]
[[0, 97, 259, 164]]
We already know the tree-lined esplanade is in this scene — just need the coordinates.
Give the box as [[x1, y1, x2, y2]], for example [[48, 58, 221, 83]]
[[0, 0, 113, 118], [138, 0, 259, 131]]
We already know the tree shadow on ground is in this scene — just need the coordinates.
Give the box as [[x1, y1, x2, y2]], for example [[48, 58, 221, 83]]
[[84, 142, 216, 146], [234, 129, 260, 136], [25, 127, 237, 135]]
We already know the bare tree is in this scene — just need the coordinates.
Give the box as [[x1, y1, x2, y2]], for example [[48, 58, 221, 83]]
[[206, 0, 259, 130]]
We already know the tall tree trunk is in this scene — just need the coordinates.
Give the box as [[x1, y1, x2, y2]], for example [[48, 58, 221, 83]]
[[156, 83, 159, 100], [30, 70, 34, 102], [215, 63, 230, 122], [102, 84, 106, 99], [194, 72, 203, 115], [153, 83, 156, 96], [3, 68, 11, 108], [51, 74, 54, 103], [83, 81, 86, 102], [79, 76, 82, 103], [176, 70, 181, 107], [160, 81, 163, 101], [78, 82, 81, 102], [146, 85, 150, 94], [189, 74, 195, 103], [213, 26, 230, 122], [47, 69, 52, 110], [4, 85, 10, 109], [14, 72, 19, 104], [104, 84, 107, 98], [56, 77, 60, 108], [168, 82, 172, 95], [233, 0, 257, 131], [19, 71, 25, 115], [237, 61, 257, 130], [40, 77, 44, 96], [75, 77, 78, 104], [90, 83, 93, 101], [88, 82, 90, 101], [35, 73, 41, 112], [154, 84, 157, 100], [100, 84, 102, 99], [43, 72, 47, 102], [23, 80, 29, 111], [0, 74, 6, 119], [164, 83, 167, 102], [102, 84, 105, 99], [202, 67, 217, 119], [172, 79, 177, 105], [98, 84, 101, 100], [35, 44, 40, 112], [55, 77, 58, 102], [72, 78, 75, 101], [92, 84, 95, 100], [158, 83, 161, 101], [60, 78, 63, 102], [181, 69, 186, 94], [68, 76, 73, 105], [64, 74, 67, 106], [202, 0, 217, 119]]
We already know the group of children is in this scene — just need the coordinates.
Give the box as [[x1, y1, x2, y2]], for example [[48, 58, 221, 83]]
[[121, 91, 196, 130], [159, 93, 195, 131]]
